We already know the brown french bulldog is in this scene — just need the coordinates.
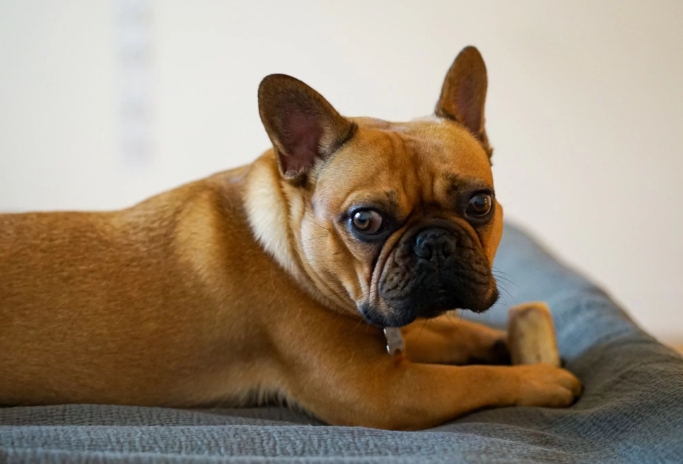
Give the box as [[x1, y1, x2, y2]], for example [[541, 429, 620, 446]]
[[0, 46, 581, 430]]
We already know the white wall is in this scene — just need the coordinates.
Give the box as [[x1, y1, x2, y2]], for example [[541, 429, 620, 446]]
[[1, 0, 681, 342]]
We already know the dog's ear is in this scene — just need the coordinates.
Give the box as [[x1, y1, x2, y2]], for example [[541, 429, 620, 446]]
[[258, 74, 356, 181], [435, 46, 492, 157]]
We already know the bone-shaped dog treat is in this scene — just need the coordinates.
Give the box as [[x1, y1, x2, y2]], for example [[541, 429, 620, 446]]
[[508, 302, 561, 367]]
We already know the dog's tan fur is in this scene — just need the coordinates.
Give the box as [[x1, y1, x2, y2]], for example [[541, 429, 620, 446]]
[[0, 47, 580, 429]]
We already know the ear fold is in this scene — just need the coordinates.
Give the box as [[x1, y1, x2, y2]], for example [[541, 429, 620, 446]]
[[435, 46, 492, 157], [258, 74, 356, 180]]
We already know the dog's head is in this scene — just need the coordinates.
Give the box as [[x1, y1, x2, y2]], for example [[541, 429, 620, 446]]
[[255, 46, 502, 327]]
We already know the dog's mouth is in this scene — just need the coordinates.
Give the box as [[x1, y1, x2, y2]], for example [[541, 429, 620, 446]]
[[369, 265, 499, 327], [358, 283, 499, 328]]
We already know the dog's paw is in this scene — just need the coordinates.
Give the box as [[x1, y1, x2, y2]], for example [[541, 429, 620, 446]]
[[512, 363, 582, 408]]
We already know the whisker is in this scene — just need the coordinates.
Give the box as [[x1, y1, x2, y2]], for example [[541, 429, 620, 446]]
[[444, 309, 464, 329], [496, 283, 518, 307], [308, 221, 331, 232], [492, 273, 519, 289], [492, 268, 519, 287], [492, 267, 515, 278], [414, 318, 430, 344]]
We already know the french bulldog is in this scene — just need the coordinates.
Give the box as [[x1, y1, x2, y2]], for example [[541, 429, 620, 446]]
[[0, 46, 581, 430]]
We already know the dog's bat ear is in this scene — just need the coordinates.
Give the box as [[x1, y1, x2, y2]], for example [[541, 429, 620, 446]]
[[258, 74, 357, 181], [435, 46, 492, 158]]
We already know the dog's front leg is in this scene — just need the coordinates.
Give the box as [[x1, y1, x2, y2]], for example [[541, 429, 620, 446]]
[[278, 319, 580, 430], [401, 314, 509, 365]]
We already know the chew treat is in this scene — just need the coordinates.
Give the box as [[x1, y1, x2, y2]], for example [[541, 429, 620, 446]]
[[508, 302, 561, 367]]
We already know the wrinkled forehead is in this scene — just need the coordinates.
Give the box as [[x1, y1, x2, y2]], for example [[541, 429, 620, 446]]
[[314, 117, 494, 214]]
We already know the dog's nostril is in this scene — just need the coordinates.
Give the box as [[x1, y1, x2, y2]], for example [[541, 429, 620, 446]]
[[440, 237, 455, 259], [413, 228, 456, 261], [414, 236, 433, 259]]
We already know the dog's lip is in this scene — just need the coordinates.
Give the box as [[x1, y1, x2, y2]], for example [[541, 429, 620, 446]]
[[357, 306, 389, 327], [357, 303, 412, 328]]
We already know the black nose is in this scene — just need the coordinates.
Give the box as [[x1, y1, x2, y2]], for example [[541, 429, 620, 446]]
[[413, 228, 457, 261]]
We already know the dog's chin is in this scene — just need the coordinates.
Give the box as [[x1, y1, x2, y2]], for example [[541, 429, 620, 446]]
[[358, 288, 499, 328], [357, 303, 422, 328]]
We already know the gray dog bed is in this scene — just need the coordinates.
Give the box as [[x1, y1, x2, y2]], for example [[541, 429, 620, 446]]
[[1, 225, 682, 463]]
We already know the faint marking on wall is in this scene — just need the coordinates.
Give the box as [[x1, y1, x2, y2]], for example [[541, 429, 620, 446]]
[[117, 0, 152, 167]]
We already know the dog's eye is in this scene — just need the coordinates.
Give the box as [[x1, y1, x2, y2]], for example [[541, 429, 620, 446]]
[[466, 192, 493, 218], [351, 210, 383, 234]]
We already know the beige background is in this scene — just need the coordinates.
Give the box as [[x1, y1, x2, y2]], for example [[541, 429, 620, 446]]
[[1, 1, 681, 343]]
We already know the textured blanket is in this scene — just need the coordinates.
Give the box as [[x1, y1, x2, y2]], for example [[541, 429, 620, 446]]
[[1, 225, 682, 463]]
